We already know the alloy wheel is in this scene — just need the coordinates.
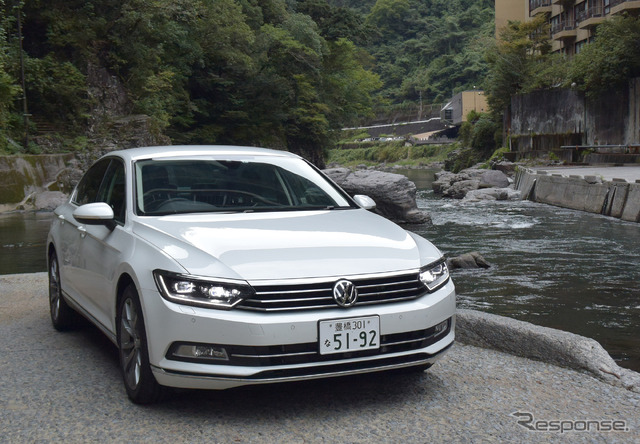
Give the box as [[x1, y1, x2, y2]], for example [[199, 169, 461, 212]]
[[119, 298, 143, 390]]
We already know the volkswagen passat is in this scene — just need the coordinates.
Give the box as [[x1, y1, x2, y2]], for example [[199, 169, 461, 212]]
[[47, 146, 455, 403]]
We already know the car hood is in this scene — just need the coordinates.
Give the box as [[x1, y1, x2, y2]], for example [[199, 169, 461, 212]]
[[133, 209, 441, 281]]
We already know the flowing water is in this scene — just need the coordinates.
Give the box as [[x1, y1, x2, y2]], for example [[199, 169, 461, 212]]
[[1, 170, 639, 371], [401, 168, 640, 372]]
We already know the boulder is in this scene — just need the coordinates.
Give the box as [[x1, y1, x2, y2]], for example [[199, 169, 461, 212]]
[[447, 252, 491, 269], [434, 168, 512, 199], [479, 170, 510, 189], [324, 168, 430, 224], [464, 188, 509, 201], [493, 161, 517, 176], [33, 191, 69, 211], [54, 159, 84, 194], [15, 191, 68, 212], [456, 309, 640, 393], [443, 179, 479, 199], [432, 171, 456, 195], [464, 187, 521, 202]]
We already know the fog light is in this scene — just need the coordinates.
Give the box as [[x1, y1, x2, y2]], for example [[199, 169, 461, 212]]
[[172, 344, 229, 361], [434, 319, 449, 336]]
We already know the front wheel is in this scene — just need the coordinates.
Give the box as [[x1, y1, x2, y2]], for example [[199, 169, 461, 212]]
[[117, 284, 163, 404], [48, 250, 77, 331]]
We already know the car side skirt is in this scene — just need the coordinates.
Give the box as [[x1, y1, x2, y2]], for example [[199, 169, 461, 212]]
[[62, 289, 117, 345]]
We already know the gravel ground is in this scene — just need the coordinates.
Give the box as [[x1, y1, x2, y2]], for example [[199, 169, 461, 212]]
[[1, 273, 638, 443]]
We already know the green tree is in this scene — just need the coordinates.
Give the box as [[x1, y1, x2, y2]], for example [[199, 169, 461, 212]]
[[322, 38, 381, 127], [363, 0, 494, 108], [0, 1, 20, 151], [3, 0, 382, 164], [366, 0, 411, 36], [484, 14, 551, 116], [570, 15, 640, 97], [24, 54, 88, 126]]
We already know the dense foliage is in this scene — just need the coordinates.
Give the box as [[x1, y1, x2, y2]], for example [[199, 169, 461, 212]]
[[485, 13, 640, 113], [484, 14, 552, 117], [364, 0, 494, 107], [569, 15, 640, 98], [0, 0, 494, 162]]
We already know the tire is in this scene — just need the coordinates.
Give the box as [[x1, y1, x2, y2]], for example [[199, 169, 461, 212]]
[[48, 250, 77, 331], [117, 284, 163, 404]]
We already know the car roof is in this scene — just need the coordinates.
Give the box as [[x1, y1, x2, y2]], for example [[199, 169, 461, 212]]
[[105, 145, 301, 162]]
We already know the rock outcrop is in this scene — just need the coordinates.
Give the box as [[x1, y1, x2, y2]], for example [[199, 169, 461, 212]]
[[447, 252, 491, 269], [433, 168, 516, 200], [29, 191, 68, 211], [457, 309, 640, 393], [324, 168, 430, 224], [0, 154, 75, 207], [464, 188, 521, 202]]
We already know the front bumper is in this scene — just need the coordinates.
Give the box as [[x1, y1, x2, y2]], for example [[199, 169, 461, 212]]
[[142, 280, 456, 390]]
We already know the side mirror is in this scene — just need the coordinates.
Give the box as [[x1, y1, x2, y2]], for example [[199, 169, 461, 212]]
[[353, 194, 376, 210], [73, 202, 116, 229]]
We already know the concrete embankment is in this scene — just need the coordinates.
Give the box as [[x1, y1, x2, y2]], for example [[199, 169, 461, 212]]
[[515, 166, 640, 222]]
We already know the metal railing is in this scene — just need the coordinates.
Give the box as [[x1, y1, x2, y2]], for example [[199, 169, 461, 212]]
[[551, 20, 575, 34], [577, 5, 604, 22]]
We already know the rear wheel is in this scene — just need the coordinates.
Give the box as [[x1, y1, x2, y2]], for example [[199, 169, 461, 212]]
[[48, 250, 77, 331], [117, 284, 163, 404]]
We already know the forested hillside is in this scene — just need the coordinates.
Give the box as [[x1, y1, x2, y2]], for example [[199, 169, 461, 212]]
[[0, 0, 494, 164], [360, 0, 494, 106]]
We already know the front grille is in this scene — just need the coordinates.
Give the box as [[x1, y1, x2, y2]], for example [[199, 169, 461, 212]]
[[167, 318, 452, 367], [239, 271, 425, 312]]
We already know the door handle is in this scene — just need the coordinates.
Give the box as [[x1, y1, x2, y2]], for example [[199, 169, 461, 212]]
[[77, 226, 87, 238], [58, 214, 65, 225]]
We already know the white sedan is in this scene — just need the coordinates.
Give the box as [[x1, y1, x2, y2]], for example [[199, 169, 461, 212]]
[[47, 146, 455, 403]]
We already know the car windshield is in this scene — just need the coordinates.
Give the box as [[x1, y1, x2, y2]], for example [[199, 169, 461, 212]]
[[135, 156, 354, 216]]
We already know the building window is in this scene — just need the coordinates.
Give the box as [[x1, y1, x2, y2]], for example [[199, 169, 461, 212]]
[[575, 1, 588, 23]]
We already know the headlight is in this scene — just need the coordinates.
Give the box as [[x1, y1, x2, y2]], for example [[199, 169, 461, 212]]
[[153, 270, 254, 309], [419, 260, 449, 292]]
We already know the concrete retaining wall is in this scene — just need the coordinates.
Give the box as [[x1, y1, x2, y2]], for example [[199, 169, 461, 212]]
[[0, 154, 75, 204], [515, 168, 640, 222], [509, 77, 640, 153]]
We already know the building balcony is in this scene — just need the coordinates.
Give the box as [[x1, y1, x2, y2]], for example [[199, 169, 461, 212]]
[[551, 20, 578, 39], [530, 0, 552, 15], [610, 0, 640, 15], [577, 5, 605, 29]]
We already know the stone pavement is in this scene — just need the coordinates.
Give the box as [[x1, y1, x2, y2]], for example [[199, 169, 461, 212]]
[[1, 273, 639, 443]]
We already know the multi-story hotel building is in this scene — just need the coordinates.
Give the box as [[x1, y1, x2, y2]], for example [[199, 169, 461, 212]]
[[496, 0, 640, 56]]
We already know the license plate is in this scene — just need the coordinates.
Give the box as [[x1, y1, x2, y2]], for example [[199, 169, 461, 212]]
[[319, 316, 380, 355]]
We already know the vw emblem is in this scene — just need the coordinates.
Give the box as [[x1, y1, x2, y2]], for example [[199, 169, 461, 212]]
[[333, 279, 358, 308]]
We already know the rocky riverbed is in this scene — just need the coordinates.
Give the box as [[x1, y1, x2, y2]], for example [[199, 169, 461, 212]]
[[432, 165, 521, 201]]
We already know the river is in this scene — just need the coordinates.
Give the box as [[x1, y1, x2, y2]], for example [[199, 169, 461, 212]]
[[1, 170, 639, 372], [401, 168, 639, 373]]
